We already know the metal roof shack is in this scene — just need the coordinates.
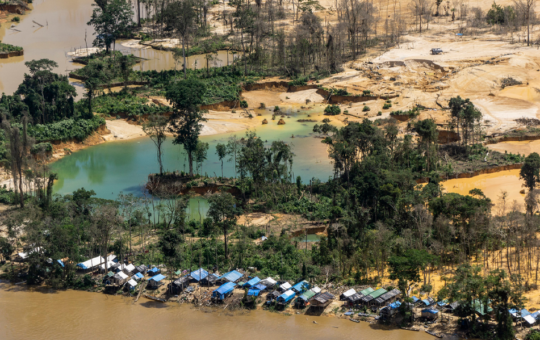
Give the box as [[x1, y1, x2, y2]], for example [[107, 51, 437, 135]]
[[168, 276, 190, 295], [279, 282, 292, 292], [260, 277, 278, 288], [127, 279, 137, 289], [212, 282, 236, 300], [113, 271, 129, 285], [244, 277, 261, 288], [201, 273, 219, 286], [421, 309, 439, 320], [346, 293, 364, 306], [310, 292, 335, 308], [294, 290, 316, 308], [292, 280, 309, 294], [134, 265, 148, 275], [360, 287, 374, 296], [373, 289, 401, 306], [277, 290, 296, 305], [219, 270, 244, 283], [266, 290, 280, 301], [190, 268, 209, 282], [147, 274, 167, 289], [361, 288, 387, 305], [133, 272, 144, 280], [340, 289, 356, 301]]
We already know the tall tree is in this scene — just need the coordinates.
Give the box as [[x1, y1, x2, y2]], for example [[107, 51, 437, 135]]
[[166, 0, 196, 78], [166, 78, 207, 176], [88, 0, 134, 52], [142, 112, 168, 175], [207, 192, 241, 260], [216, 143, 227, 178]]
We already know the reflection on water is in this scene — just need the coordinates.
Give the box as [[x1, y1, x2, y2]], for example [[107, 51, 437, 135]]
[[51, 108, 341, 200], [0, 284, 433, 340]]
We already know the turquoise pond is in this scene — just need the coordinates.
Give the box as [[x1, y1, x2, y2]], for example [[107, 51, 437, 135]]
[[50, 105, 342, 204]]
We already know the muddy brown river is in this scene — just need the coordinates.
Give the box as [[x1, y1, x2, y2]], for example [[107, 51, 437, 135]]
[[0, 283, 434, 340], [0, 0, 240, 95]]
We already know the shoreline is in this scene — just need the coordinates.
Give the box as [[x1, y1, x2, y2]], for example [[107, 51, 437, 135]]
[[0, 280, 450, 339]]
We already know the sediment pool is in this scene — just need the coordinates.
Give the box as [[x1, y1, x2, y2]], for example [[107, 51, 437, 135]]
[[0, 283, 434, 340], [51, 107, 343, 200]]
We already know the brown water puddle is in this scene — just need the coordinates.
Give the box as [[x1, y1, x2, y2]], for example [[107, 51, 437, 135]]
[[0, 283, 433, 340]]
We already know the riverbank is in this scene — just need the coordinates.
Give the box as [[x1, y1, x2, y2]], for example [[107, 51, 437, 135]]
[[0, 283, 436, 340]]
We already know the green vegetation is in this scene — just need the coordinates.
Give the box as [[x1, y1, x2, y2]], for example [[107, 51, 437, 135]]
[[362, 105, 370, 112], [389, 107, 420, 117], [27, 116, 105, 142], [91, 92, 170, 117], [0, 41, 23, 52], [324, 105, 341, 115]]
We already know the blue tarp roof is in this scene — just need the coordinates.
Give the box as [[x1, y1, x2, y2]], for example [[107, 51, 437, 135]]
[[57, 260, 64, 267], [149, 267, 159, 273], [509, 308, 518, 316], [148, 274, 166, 282], [247, 289, 260, 296], [190, 268, 209, 281], [213, 282, 236, 297], [292, 280, 309, 292], [522, 309, 531, 317], [254, 283, 267, 291], [220, 270, 244, 282], [390, 301, 402, 309], [278, 290, 296, 303], [412, 296, 420, 302], [422, 309, 439, 314], [422, 299, 432, 306], [437, 300, 448, 306], [134, 272, 144, 279], [245, 277, 261, 287], [532, 311, 540, 320]]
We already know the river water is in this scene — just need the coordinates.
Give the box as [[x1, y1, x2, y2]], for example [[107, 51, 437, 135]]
[[0, 0, 241, 95], [0, 283, 433, 340]]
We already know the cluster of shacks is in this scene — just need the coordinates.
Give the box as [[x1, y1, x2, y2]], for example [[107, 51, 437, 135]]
[[341, 287, 402, 311]]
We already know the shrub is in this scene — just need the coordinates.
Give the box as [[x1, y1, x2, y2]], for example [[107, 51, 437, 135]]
[[324, 105, 341, 115], [362, 90, 371, 96], [335, 89, 349, 96], [383, 103, 392, 109], [12, 16, 20, 23], [27, 116, 105, 142], [362, 105, 370, 112], [274, 106, 281, 112], [377, 111, 382, 116], [240, 100, 248, 108], [259, 102, 266, 109], [31, 142, 53, 154]]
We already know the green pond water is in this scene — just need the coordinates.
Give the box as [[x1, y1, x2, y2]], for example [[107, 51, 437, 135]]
[[51, 106, 342, 217]]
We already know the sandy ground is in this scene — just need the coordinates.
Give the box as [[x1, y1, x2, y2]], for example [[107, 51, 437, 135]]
[[487, 140, 540, 157]]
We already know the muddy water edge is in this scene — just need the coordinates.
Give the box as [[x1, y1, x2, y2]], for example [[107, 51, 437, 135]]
[[0, 283, 433, 340]]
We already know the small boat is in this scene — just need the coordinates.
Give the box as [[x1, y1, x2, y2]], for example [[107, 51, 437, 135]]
[[143, 294, 167, 303], [349, 318, 360, 323]]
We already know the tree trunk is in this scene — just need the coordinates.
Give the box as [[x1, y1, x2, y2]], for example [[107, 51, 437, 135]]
[[182, 37, 187, 79], [188, 151, 194, 176]]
